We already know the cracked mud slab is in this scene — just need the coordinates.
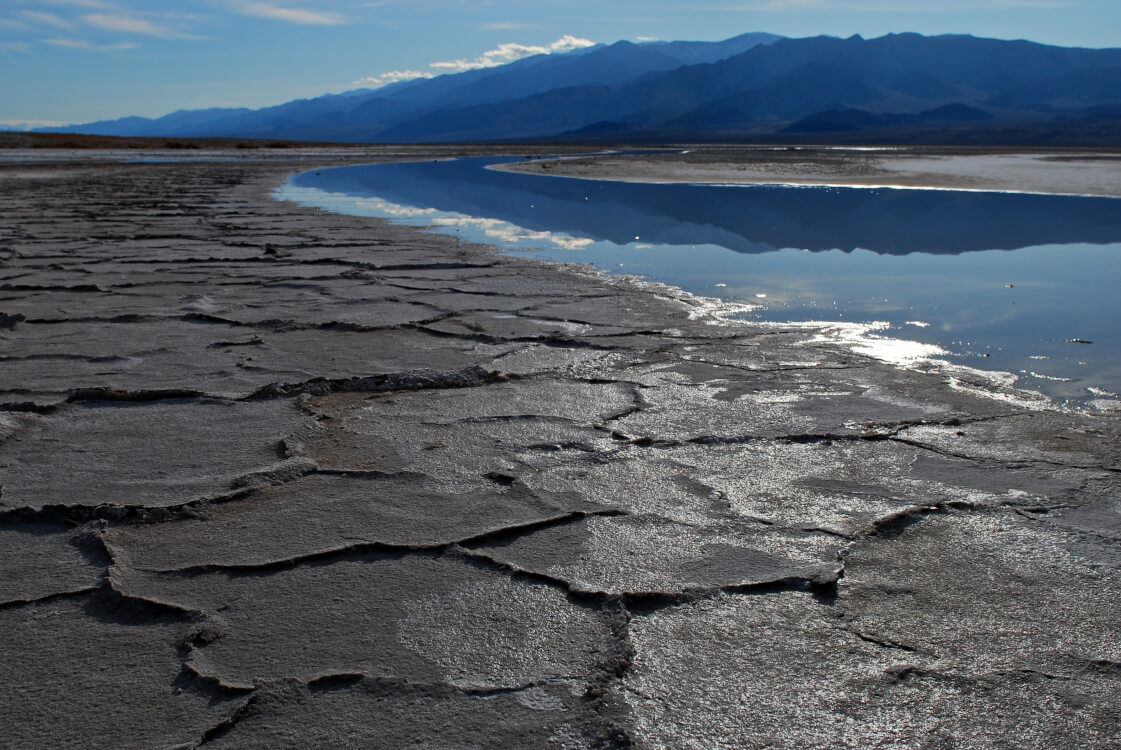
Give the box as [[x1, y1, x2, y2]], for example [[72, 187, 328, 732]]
[[622, 510, 1121, 748], [113, 553, 622, 692], [287, 382, 630, 482], [621, 586, 1117, 749], [1, 152, 1119, 748], [0, 398, 309, 511], [0, 522, 104, 604], [1, 591, 245, 750], [106, 472, 609, 570], [1, 318, 512, 398], [468, 512, 842, 597]]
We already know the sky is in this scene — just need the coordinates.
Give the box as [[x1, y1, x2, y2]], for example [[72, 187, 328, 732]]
[[2, 0, 1119, 128]]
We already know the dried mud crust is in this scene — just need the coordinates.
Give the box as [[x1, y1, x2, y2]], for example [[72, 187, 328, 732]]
[[0, 152, 1119, 749]]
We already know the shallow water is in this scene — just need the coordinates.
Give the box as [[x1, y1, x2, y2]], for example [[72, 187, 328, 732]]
[[279, 156, 1121, 409]]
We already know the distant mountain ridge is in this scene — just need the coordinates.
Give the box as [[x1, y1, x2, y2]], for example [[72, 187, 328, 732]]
[[38, 33, 781, 141], [37, 32, 1121, 145]]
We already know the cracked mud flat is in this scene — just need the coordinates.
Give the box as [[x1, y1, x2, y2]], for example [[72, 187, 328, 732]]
[[1, 151, 1119, 749]]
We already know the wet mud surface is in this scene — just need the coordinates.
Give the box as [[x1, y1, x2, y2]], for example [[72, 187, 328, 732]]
[[1, 151, 1119, 749]]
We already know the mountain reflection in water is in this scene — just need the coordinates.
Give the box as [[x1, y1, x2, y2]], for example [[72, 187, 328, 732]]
[[292, 156, 1121, 255], [282, 156, 1121, 408]]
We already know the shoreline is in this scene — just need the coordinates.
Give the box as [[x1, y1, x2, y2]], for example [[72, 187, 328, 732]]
[[2, 150, 1119, 748], [284, 155, 1121, 412], [283, 169, 1102, 414]]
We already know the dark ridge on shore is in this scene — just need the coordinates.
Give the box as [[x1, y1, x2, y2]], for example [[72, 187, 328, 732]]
[[0, 131, 623, 152], [0, 131, 361, 150]]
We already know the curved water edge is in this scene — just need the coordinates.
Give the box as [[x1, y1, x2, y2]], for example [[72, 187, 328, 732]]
[[276, 155, 1121, 413]]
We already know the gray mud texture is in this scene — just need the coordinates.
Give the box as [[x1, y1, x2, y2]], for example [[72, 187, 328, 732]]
[[1, 149, 1120, 749]]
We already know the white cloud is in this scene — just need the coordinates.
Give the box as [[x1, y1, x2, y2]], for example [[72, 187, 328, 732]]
[[83, 13, 195, 38], [353, 69, 434, 87], [0, 18, 31, 31], [355, 35, 597, 89], [636, 35, 660, 41], [548, 34, 597, 51], [21, 10, 76, 29], [0, 41, 31, 53], [44, 36, 139, 51], [430, 35, 595, 72], [235, 3, 345, 25]]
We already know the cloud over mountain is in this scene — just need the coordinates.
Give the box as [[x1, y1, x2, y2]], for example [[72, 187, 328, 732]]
[[429, 35, 596, 72], [356, 34, 597, 87]]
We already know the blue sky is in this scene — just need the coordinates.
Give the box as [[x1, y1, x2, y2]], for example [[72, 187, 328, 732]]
[[2, 0, 1118, 127]]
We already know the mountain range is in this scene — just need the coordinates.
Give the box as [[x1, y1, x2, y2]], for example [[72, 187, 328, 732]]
[[38, 32, 1121, 145]]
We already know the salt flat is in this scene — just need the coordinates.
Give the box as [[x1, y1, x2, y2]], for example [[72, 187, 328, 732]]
[[502, 146, 1121, 197]]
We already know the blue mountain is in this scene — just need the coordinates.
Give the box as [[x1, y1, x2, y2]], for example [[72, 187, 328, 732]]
[[36, 32, 1121, 145]]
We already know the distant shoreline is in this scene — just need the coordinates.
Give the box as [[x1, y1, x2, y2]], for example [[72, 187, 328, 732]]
[[496, 146, 1121, 199], [0, 132, 596, 155]]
